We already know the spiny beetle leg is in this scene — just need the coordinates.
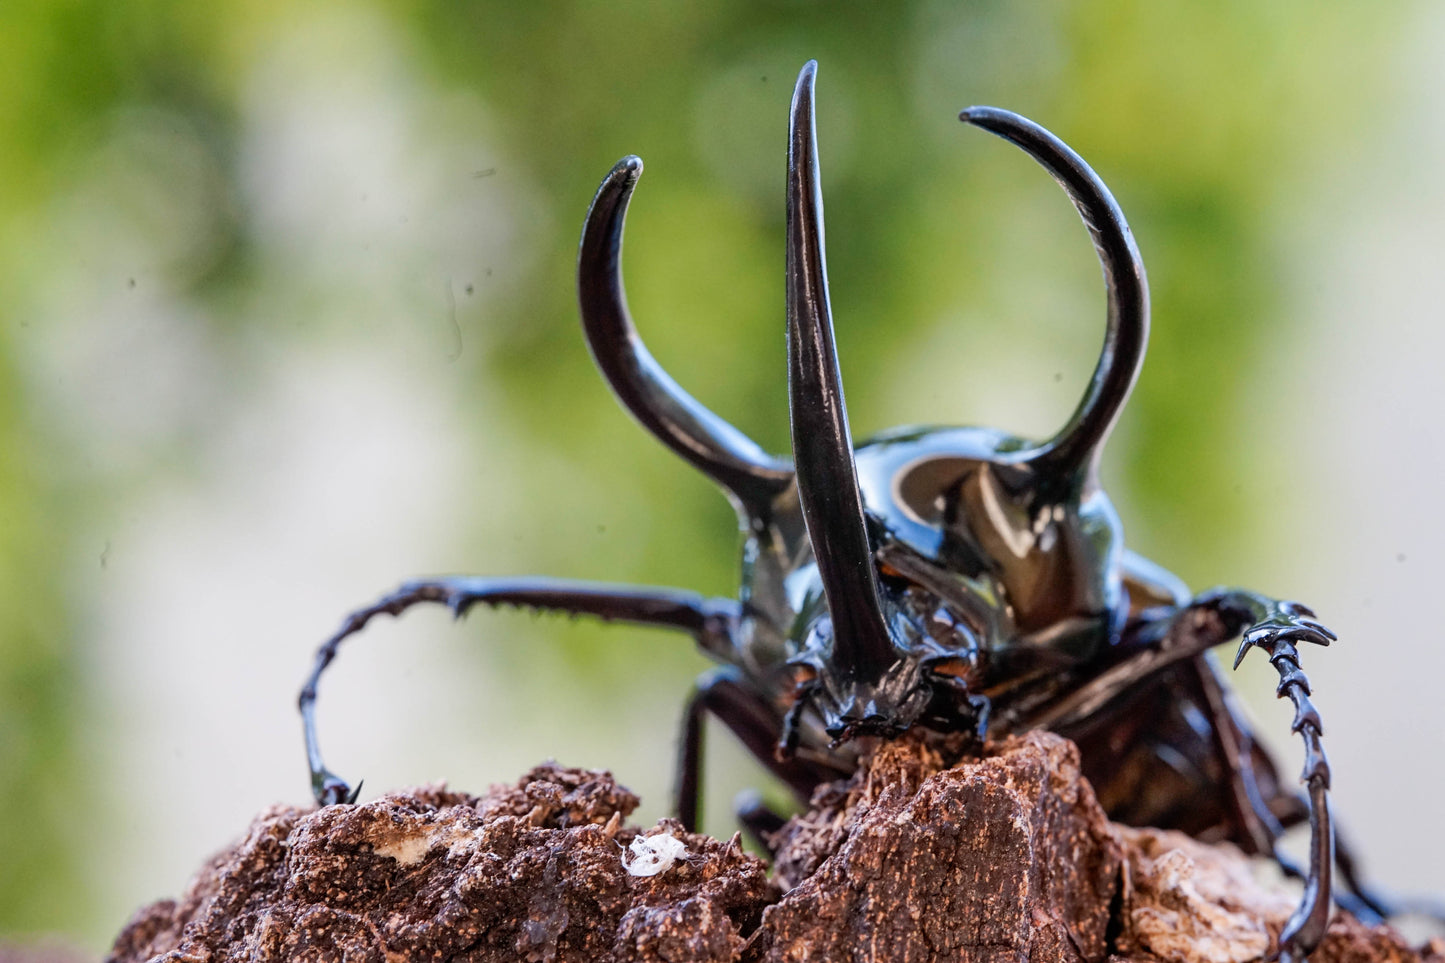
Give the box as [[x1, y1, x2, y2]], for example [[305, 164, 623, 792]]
[[675, 666, 843, 832], [1226, 593, 1335, 963], [299, 576, 742, 807], [932, 673, 992, 744], [1031, 588, 1337, 959], [1191, 655, 1284, 857], [1199, 659, 1391, 926]]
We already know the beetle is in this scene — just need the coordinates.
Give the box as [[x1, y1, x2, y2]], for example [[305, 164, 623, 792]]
[[298, 62, 1416, 962]]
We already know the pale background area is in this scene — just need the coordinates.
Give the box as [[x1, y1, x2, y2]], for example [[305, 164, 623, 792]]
[[1, 1, 1442, 950]]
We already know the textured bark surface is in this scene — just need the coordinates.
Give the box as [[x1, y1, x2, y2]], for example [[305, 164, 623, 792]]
[[106, 733, 1442, 963], [758, 733, 1123, 962]]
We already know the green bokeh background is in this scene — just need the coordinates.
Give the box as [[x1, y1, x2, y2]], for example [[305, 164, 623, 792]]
[[2, 0, 1439, 950]]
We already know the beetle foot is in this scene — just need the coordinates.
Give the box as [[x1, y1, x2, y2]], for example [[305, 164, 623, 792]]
[[312, 771, 361, 807], [1231, 599, 1335, 671], [775, 689, 809, 762]]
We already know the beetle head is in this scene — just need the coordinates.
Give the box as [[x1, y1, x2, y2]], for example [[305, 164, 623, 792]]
[[577, 62, 1146, 745], [786, 605, 982, 745], [799, 653, 933, 744]]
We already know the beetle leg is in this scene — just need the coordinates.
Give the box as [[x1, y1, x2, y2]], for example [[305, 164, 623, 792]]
[[1216, 594, 1333, 963], [777, 689, 810, 759], [932, 672, 992, 743], [1192, 657, 1444, 929], [1195, 658, 1387, 925], [1149, 591, 1335, 962], [1033, 589, 1336, 959], [1210, 649, 1445, 929], [1191, 654, 1289, 854], [675, 666, 842, 832], [300, 576, 741, 806], [733, 789, 790, 857]]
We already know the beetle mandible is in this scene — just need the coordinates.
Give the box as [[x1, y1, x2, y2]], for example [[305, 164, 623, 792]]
[[298, 62, 1413, 962]]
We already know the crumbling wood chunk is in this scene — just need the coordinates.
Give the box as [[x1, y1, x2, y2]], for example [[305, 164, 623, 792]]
[[106, 767, 775, 963], [758, 732, 1124, 962], [1114, 824, 1445, 963], [107, 735, 1442, 963]]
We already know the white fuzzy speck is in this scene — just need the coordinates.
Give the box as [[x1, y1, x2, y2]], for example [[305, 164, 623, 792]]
[[622, 832, 690, 877]]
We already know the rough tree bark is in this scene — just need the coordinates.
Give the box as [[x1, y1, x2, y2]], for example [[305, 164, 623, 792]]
[[106, 732, 1441, 963]]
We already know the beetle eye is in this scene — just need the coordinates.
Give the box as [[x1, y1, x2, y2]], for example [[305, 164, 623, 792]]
[[877, 561, 905, 580], [927, 658, 975, 681], [790, 664, 819, 692]]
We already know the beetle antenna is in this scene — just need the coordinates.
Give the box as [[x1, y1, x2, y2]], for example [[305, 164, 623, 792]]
[[578, 155, 794, 521], [787, 61, 896, 679], [960, 107, 1148, 484]]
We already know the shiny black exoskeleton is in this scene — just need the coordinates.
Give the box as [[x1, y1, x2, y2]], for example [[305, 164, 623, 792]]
[[299, 62, 1427, 962]]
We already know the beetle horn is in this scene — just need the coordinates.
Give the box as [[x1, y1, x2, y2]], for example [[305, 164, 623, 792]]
[[787, 62, 896, 678], [578, 156, 794, 519], [961, 108, 1148, 483]]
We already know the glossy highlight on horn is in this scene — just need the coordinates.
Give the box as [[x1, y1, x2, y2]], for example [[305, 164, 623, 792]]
[[960, 107, 1148, 483], [577, 155, 793, 518], [786, 61, 896, 678]]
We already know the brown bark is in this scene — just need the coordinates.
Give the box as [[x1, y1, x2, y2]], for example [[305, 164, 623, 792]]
[[106, 733, 1442, 963]]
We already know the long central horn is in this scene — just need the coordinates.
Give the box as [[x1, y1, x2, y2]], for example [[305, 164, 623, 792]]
[[787, 62, 896, 678], [961, 108, 1148, 484], [578, 156, 794, 520]]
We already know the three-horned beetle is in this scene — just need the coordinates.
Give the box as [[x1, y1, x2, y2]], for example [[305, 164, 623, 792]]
[[299, 63, 1417, 962]]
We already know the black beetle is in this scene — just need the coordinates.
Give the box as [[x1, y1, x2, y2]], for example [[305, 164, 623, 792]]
[[299, 62, 1420, 961]]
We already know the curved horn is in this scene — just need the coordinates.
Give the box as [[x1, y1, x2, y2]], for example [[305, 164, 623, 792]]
[[578, 156, 793, 518], [960, 107, 1148, 482], [787, 62, 896, 677]]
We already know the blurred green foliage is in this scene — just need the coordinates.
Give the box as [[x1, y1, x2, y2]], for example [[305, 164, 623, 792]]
[[0, 0, 1408, 944]]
